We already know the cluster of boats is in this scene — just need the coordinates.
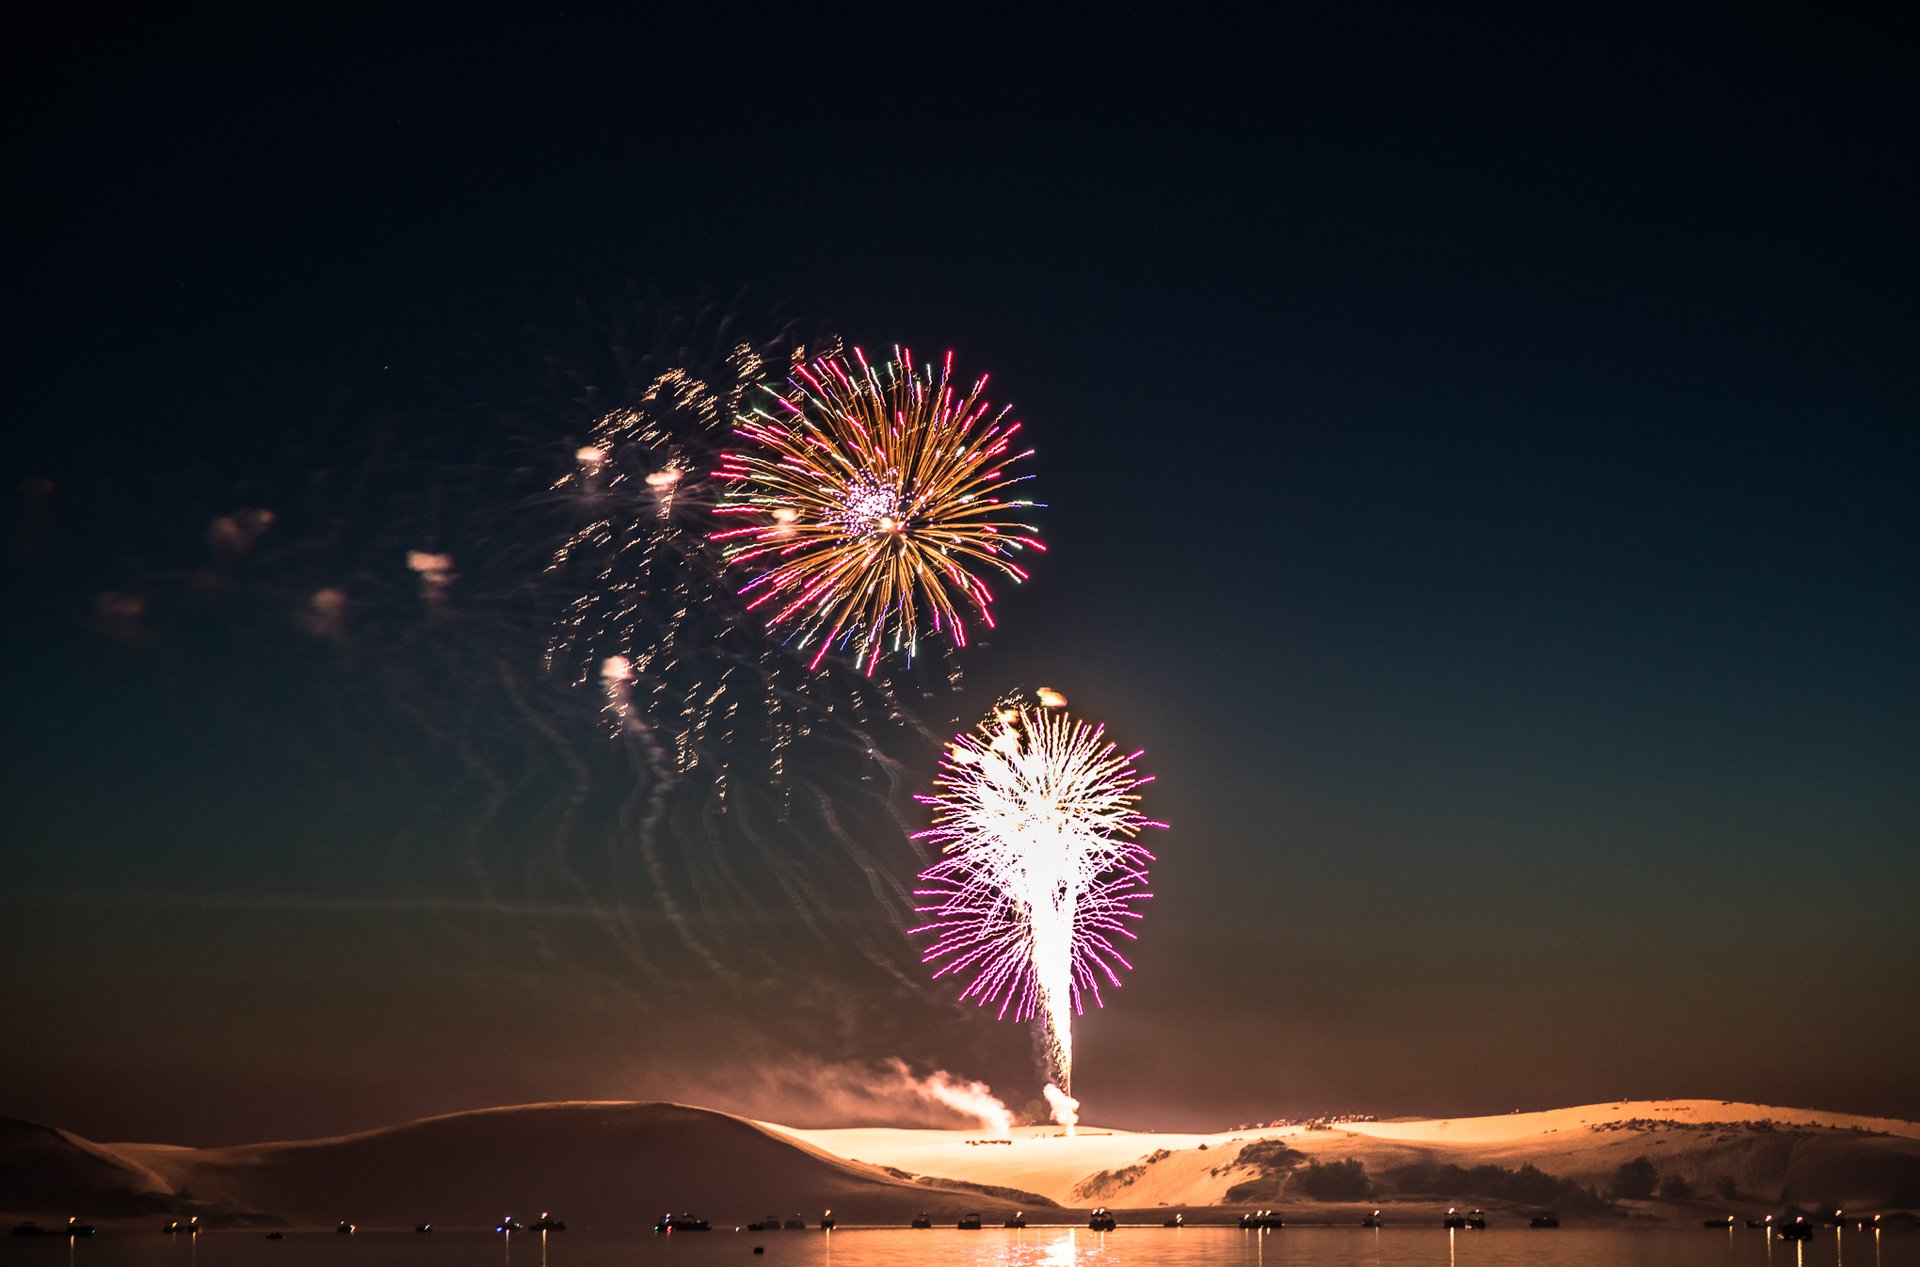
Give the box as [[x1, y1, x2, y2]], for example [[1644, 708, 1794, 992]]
[[654, 1209, 1127, 1232], [1711, 1213, 1884, 1241], [742, 1213, 821, 1231], [11, 1220, 96, 1238], [32, 1205, 1891, 1238]]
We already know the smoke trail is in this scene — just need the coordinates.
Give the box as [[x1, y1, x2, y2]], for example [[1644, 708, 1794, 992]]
[[889, 1061, 1014, 1139], [1043, 1083, 1080, 1135]]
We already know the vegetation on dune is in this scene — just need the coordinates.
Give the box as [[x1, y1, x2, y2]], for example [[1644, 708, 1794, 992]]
[[1658, 1174, 1694, 1199], [1220, 1140, 1308, 1203], [1295, 1158, 1372, 1200], [1072, 1162, 1148, 1201], [1233, 1140, 1307, 1171], [1611, 1155, 1659, 1200], [1071, 1147, 1177, 1200], [1389, 1160, 1610, 1212]]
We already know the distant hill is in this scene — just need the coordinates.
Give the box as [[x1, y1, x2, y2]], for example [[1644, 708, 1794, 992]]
[[0, 1119, 176, 1217], [4, 1102, 1054, 1228]]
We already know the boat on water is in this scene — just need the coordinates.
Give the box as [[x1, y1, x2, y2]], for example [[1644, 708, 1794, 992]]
[[1003, 1213, 1026, 1228], [654, 1214, 710, 1233], [337, 1221, 357, 1235], [1531, 1214, 1562, 1228], [1703, 1215, 1734, 1228], [782, 1214, 806, 1230], [1163, 1213, 1185, 1228], [15, 1220, 97, 1238], [910, 1214, 933, 1229], [1362, 1210, 1383, 1228], [493, 1217, 522, 1234], [529, 1213, 565, 1232], [162, 1218, 201, 1234], [957, 1213, 982, 1230], [1239, 1210, 1284, 1230], [1088, 1208, 1117, 1231], [819, 1210, 835, 1230], [415, 1224, 432, 1234]]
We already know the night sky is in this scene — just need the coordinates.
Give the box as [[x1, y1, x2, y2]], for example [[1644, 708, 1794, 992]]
[[4, 14, 1916, 1147]]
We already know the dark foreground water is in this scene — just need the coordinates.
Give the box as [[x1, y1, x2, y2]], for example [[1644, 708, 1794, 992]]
[[3, 1227, 1914, 1267]]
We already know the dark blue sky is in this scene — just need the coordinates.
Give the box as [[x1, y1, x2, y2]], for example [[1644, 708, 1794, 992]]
[[3, 13, 1915, 1144]]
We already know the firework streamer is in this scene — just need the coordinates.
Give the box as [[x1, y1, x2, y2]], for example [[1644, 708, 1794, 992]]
[[912, 690, 1165, 1131], [712, 348, 1043, 674], [536, 319, 966, 986], [61, 300, 965, 1040]]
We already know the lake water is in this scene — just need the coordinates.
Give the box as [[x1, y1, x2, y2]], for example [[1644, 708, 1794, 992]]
[[3, 1226, 1914, 1267]]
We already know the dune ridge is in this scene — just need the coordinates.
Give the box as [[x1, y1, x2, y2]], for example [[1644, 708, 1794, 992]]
[[4, 1098, 1915, 1228]]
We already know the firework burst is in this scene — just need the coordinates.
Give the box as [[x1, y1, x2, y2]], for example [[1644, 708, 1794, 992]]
[[912, 690, 1163, 1125], [712, 348, 1043, 674]]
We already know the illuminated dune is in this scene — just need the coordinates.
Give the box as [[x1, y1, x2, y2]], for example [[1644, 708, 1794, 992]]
[[4, 1099, 1914, 1227], [777, 1100, 1920, 1214]]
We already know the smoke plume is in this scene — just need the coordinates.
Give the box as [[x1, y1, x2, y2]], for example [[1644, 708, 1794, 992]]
[[1043, 1083, 1080, 1135]]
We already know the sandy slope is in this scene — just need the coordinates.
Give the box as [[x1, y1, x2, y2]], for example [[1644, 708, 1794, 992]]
[[0, 1119, 176, 1215], [776, 1100, 1920, 1212], [6, 1102, 1049, 1229]]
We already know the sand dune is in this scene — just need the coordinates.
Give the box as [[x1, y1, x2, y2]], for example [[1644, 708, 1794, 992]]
[[0, 1119, 176, 1216], [6, 1103, 1050, 1229], [5, 1099, 1915, 1228], [778, 1099, 1920, 1214]]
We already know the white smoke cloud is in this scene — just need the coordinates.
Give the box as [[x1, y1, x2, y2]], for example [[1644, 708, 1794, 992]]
[[646, 1057, 1016, 1135], [891, 1060, 1013, 1140], [1043, 1083, 1080, 1136]]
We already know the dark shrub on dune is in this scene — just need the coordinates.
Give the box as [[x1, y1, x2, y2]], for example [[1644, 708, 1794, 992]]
[[1222, 1140, 1309, 1203], [1296, 1158, 1372, 1200], [1389, 1161, 1609, 1212], [1612, 1156, 1659, 1200]]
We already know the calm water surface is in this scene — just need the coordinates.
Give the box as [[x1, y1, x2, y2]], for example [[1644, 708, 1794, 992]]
[[3, 1227, 1914, 1267]]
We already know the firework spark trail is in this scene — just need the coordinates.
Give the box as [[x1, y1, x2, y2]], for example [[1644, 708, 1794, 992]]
[[912, 695, 1164, 1129], [73, 302, 973, 1029], [712, 348, 1043, 674]]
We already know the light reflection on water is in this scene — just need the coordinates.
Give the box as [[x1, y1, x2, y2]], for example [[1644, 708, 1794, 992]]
[[0, 1227, 1912, 1267]]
